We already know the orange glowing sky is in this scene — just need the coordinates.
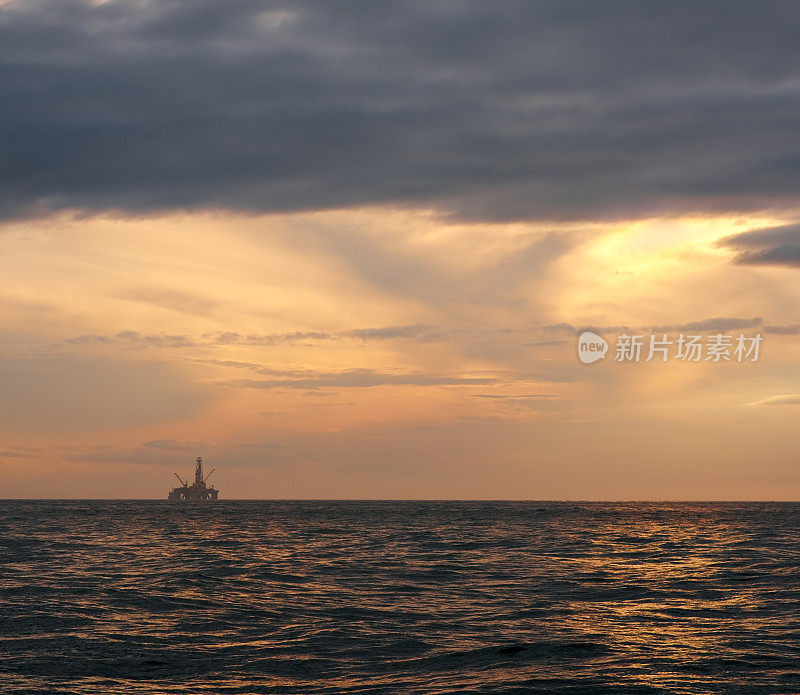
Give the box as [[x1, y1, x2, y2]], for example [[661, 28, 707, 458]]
[[2, 1, 800, 498], [1, 210, 799, 499]]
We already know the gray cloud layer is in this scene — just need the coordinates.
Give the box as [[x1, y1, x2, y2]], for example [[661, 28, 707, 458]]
[[719, 224, 800, 267], [4, 1, 800, 221], [66, 324, 441, 348], [230, 369, 500, 390], [650, 317, 763, 333], [764, 324, 800, 335], [65, 316, 782, 354]]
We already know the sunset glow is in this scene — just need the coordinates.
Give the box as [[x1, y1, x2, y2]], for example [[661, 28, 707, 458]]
[[2, 0, 800, 500], [1, 208, 797, 499]]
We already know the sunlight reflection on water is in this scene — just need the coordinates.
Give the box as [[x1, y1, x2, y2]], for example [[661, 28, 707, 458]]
[[1, 501, 799, 694]]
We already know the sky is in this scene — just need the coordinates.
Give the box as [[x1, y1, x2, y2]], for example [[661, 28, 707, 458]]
[[2, 0, 800, 499]]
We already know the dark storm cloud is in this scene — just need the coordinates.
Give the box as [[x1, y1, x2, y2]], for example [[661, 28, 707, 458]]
[[719, 224, 800, 267], [4, 0, 800, 221]]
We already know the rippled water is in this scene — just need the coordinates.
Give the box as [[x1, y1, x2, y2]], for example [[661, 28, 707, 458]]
[[2, 501, 800, 694]]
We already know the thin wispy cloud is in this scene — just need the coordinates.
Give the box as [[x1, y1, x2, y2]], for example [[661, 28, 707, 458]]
[[64, 324, 445, 348], [749, 394, 800, 406], [229, 369, 503, 390], [649, 317, 763, 333], [471, 394, 559, 400], [341, 324, 435, 341], [764, 324, 800, 335]]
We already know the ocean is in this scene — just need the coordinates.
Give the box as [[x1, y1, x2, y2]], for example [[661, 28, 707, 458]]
[[1, 501, 799, 694]]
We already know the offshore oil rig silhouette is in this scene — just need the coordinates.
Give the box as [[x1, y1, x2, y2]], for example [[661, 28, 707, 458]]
[[168, 457, 219, 501]]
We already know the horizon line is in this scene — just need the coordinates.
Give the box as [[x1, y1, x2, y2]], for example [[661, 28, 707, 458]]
[[2, 498, 800, 503]]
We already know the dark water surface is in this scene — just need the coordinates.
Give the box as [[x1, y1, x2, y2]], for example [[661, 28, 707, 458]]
[[1, 501, 800, 694]]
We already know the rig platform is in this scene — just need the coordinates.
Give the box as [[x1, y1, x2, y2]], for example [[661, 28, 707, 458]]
[[169, 457, 219, 501]]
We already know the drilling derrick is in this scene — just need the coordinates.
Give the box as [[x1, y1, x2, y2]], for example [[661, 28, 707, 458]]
[[168, 457, 219, 501]]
